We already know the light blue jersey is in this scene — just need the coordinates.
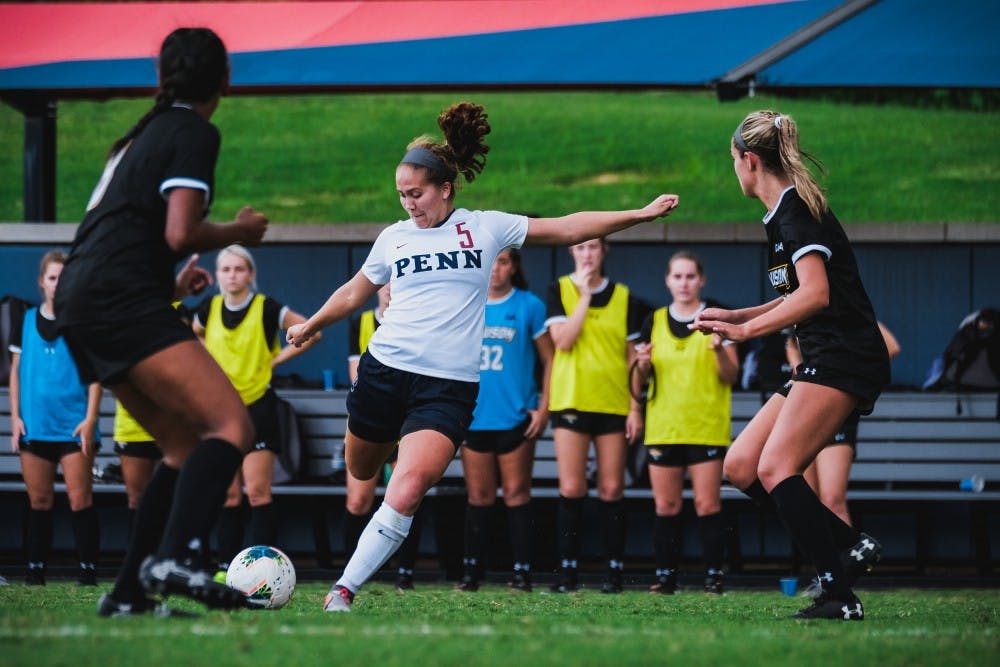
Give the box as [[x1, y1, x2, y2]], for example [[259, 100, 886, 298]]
[[470, 288, 547, 430]]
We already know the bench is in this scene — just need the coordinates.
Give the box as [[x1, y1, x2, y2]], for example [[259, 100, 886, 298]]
[[2, 388, 998, 572]]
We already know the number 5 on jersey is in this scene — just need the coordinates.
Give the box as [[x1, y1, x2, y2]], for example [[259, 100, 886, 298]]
[[456, 222, 475, 248]]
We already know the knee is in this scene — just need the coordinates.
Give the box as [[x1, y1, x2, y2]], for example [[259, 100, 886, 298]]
[[559, 478, 588, 499], [346, 494, 374, 515], [723, 454, 755, 489], [654, 498, 681, 516], [596, 481, 623, 502], [28, 493, 54, 511], [501, 480, 530, 507], [224, 486, 244, 508], [245, 485, 272, 506], [694, 497, 721, 516], [467, 487, 497, 506], [67, 493, 93, 512], [821, 491, 847, 514]]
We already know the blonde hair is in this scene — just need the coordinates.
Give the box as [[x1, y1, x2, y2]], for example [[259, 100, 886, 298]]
[[38, 249, 67, 280], [733, 110, 828, 221], [216, 244, 257, 292]]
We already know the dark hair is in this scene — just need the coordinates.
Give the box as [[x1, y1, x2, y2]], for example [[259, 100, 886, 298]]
[[503, 247, 529, 289], [108, 28, 229, 157], [404, 102, 491, 195], [667, 250, 704, 276]]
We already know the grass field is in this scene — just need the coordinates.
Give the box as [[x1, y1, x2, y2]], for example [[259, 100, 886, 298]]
[[1, 582, 997, 666], [2, 91, 998, 224]]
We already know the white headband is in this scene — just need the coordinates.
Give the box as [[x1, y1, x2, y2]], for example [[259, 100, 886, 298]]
[[774, 116, 783, 129]]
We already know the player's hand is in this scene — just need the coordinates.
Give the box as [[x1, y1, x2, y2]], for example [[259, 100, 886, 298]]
[[639, 194, 679, 222], [571, 270, 597, 298], [524, 408, 549, 440], [286, 322, 312, 347], [692, 319, 749, 343], [74, 418, 98, 459], [634, 342, 653, 367], [694, 307, 738, 326], [174, 253, 213, 298], [10, 417, 24, 452], [235, 206, 268, 245], [625, 409, 644, 444]]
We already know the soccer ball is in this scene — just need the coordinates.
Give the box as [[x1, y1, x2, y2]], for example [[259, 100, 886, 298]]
[[226, 545, 296, 609]]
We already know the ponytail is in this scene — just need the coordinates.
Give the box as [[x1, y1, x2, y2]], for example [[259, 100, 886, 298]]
[[402, 101, 491, 195], [734, 110, 828, 221]]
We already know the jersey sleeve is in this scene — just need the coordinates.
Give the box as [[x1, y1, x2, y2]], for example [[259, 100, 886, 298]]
[[7, 307, 24, 353], [626, 294, 653, 341], [637, 311, 654, 345], [361, 227, 393, 286], [478, 211, 529, 250], [544, 281, 567, 327], [262, 296, 286, 348], [192, 295, 213, 330], [159, 120, 221, 205], [777, 211, 832, 264], [348, 316, 362, 358], [527, 292, 548, 339]]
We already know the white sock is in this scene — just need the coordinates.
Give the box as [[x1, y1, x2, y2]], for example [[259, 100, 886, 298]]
[[337, 502, 412, 593]]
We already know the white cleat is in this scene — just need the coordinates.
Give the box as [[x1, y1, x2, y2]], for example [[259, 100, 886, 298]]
[[323, 585, 353, 612]]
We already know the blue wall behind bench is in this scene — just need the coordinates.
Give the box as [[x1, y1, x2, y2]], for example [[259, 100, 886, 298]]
[[3, 241, 999, 388]]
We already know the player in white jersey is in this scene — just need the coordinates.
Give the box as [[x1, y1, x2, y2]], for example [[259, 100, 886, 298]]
[[286, 101, 679, 612]]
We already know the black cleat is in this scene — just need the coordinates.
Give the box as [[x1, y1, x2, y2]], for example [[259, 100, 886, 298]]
[[793, 593, 865, 621], [139, 557, 248, 610], [548, 568, 579, 593], [78, 566, 98, 587], [395, 570, 415, 592], [24, 565, 45, 586], [649, 572, 677, 595], [843, 533, 882, 585], [97, 592, 199, 618], [704, 570, 724, 596], [508, 571, 533, 592], [600, 569, 623, 594], [455, 574, 479, 592]]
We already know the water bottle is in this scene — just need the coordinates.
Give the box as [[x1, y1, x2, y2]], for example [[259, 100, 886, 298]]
[[959, 475, 985, 493]]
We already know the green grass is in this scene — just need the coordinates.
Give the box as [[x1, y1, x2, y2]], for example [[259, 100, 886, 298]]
[[1, 583, 997, 666], [1, 91, 998, 223]]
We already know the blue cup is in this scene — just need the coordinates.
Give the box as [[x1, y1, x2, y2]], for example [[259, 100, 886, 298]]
[[322, 369, 334, 392], [959, 475, 984, 493], [780, 577, 798, 597]]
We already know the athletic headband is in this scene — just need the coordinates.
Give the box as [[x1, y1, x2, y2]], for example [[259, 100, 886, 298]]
[[400, 146, 456, 179], [774, 115, 783, 129], [733, 121, 750, 152]]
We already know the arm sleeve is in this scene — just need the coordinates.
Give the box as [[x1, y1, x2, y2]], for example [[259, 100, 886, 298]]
[[528, 292, 548, 339], [626, 294, 653, 341], [638, 311, 654, 345], [544, 281, 566, 320], [479, 211, 529, 250], [262, 297, 285, 347], [361, 228, 392, 286], [192, 296, 213, 330], [778, 213, 832, 264], [159, 120, 221, 206]]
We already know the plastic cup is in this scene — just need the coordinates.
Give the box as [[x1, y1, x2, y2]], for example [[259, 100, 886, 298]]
[[322, 369, 334, 392], [780, 577, 798, 597], [959, 475, 985, 493]]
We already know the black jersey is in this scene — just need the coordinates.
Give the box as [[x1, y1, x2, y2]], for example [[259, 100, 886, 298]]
[[764, 187, 889, 382], [55, 106, 220, 326], [544, 278, 651, 339], [7, 308, 60, 352]]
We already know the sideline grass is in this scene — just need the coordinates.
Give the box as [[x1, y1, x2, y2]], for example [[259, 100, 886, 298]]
[[1, 91, 998, 223], [1, 583, 997, 666]]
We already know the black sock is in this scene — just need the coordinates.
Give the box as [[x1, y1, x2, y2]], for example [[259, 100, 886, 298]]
[[342, 510, 369, 562], [26, 508, 53, 567], [744, 477, 858, 549], [741, 479, 776, 512], [653, 514, 681, 574], [155, 438, 244, 561], [770, 475, 851, 598], [216, 506, 244, 566], [112, 462, 179, 601], [698, 512, 726, 573], [395, 509, 421, 572], [248, 502, 277, 547], [463, 504, 491, 577], [600, 499, 626, 565], [71, 506, 100, 568], [126, 508, 137, 542], [557, 496, 584, 568], [507, 502, 533, 571]]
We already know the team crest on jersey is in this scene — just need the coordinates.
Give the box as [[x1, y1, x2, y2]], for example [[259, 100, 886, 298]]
[[768, 263, 790, 291], [394, 249, 483, 278]]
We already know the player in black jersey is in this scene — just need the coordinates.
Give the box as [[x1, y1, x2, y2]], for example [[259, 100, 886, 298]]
[[54, 28, 268, 616], [693, 110, 889, 620]]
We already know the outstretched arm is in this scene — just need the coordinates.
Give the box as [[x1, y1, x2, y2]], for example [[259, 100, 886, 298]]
[[287, 271, 381, 347], [524, 195, 679, 246]]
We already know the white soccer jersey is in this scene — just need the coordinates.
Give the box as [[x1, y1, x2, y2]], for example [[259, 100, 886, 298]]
[[361, 208, 529, 382]]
